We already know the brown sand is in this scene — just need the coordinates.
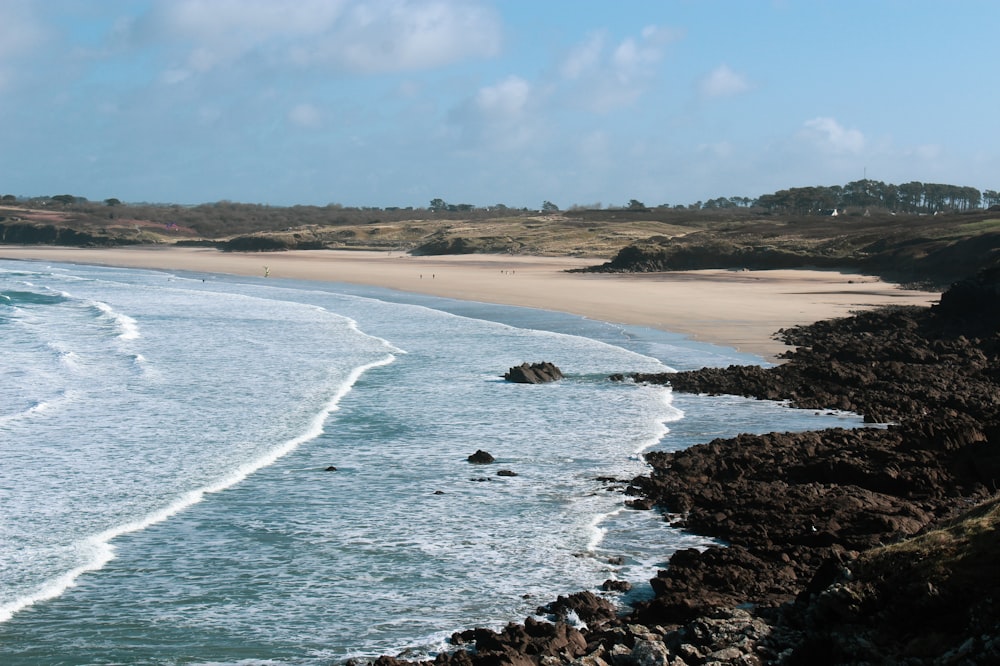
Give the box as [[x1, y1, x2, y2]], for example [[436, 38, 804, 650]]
[[0, 246, 940, 361]]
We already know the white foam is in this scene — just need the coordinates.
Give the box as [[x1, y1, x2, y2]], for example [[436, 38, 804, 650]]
[[0, 395, 61, 427], [0, 542, 112, 623], [0, 353, 397, 625], [91, 300, 140, 340], [45, 339, 83, 371], [633, 386, 684, 455], [588, 506, 621, 551]]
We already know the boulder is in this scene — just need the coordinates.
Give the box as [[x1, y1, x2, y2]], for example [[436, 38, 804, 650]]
[[467, 450, 495, 464], [504, 361, 564, 384]]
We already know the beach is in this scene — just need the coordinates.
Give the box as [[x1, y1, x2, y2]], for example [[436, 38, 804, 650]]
[[5, 256, 856, 663], [4, 248, 994, 664], [0, 245, 940, 361]]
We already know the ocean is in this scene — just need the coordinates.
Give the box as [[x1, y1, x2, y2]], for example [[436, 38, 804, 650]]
[[0, 259, 862, 665]]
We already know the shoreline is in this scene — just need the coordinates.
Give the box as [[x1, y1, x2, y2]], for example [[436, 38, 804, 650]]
[[0, 245, 940, 361]]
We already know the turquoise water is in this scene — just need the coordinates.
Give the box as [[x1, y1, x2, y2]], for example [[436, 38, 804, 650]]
[[0, 259, 862, 665]]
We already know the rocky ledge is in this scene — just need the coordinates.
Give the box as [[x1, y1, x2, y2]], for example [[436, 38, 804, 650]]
[[365, 268, 1000, 665]]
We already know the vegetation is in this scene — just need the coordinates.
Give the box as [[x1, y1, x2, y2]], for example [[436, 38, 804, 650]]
[[1, 179, 997, 284], [755, 180, 992, 215]]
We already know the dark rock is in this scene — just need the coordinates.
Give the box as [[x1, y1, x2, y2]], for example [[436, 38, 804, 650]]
[[368, 268, 1000, 666], [221, 234, 293, 251], [496, 469, 517, 477], [324, 465, 337, 471], [602, 579, 633, 593], [539, 591, 618, 629], [0, 221, 139, 247], [411, 235, 483, 255], [503, 361, 564, 384], [572, 221, 1000, 288], [467, 450, 495, 464]]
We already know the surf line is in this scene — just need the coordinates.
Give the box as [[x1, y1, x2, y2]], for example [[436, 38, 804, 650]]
[[0, 353, 398, 624]]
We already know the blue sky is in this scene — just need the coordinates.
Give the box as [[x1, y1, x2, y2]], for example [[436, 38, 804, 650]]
[[1, 0, 996, 209]]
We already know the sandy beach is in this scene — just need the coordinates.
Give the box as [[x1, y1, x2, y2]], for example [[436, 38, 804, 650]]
[[0, 245, 940, 361]]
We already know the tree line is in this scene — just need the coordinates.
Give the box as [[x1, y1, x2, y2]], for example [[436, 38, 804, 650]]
[[753, 180, 999, 215], [3, 178, 997, 239]]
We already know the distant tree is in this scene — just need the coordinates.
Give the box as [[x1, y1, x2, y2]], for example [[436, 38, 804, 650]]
[[51, 194, 76, 205], [1, 194, 15, 202], [627, 199, 646, 210], [104, 198, 122, 206], [752, 179, 985, 215], [703, 197, 737, 210], [541, 200, 559, 212], [429, 198, 447, 212], [898, 181, 924, 212]]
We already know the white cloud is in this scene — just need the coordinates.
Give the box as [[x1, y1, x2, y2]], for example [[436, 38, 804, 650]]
[[699, 64, 750, 99], [0, 1, 46, 91], [557, 25, 680, 114], [612, 25, 676, 73], [447, 75, 537, 153], [0, 2, 44, 60], [475, 76, 530, 118], [560, 32, 604, 81], [289, 103, 323, 129], [801, 117, 865, 154], [330, 0, 502, 73], [157, 0, 343, 70], [154, 0, 501, 77]]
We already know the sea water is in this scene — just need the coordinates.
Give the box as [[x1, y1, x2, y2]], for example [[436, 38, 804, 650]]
[[0, 259, 862, 665]]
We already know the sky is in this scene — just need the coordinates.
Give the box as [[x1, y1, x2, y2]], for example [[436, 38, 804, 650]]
[[0, 0, 997, 209]]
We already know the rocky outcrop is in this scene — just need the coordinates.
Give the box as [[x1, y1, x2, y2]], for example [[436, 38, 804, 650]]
[[0, 221, 139, 247], [467, 450, 495, 464], [579, 237, 829, 274], [411, 235, 484, 255], [575, 225, 1000, 288], [363, 268, 1000, 666], [615, 267, 1000, 661], [504, 362, 564, 384], [220, 235, 295, 251]]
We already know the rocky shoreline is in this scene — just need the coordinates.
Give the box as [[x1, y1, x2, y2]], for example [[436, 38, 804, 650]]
[[366, 267, 999, 666]]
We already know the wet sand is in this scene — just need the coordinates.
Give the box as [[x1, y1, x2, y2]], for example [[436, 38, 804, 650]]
[[0, 246, 940, 361]]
